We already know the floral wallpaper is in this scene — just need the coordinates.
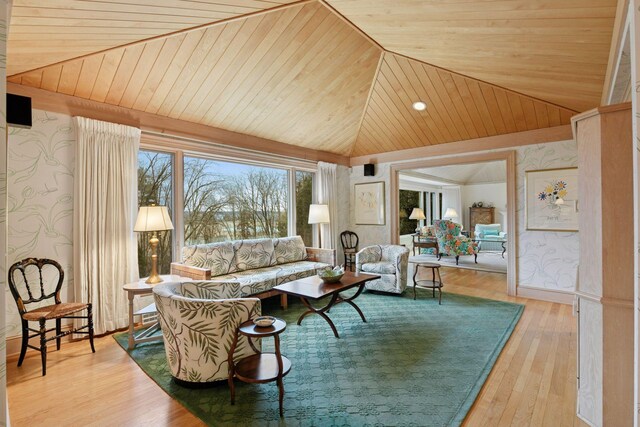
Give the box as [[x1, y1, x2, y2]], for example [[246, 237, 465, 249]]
[[349, 139, 579, 293], [515, 140, 578, 292], [0, 2, 7, 422], [6, 110, 76, 338]]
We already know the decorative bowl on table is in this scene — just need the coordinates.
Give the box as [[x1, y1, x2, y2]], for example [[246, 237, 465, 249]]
[[253, 316, 276, 328], [319, 267, 345, 284]]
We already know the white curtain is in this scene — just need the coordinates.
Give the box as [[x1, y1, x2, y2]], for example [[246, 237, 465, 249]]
[[441, 186, 463, 226], [73, 117, 140, 335], [316, 162, 338, 249]]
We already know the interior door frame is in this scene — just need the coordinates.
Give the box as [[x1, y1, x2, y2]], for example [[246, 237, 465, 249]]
[[389, 150, 517, 296]]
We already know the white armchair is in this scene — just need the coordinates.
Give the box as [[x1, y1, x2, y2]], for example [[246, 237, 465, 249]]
[[356, 245, 410, 294], [153, 280, 261, 386]]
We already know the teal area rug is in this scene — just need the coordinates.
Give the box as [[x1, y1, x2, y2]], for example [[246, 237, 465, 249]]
[[115, 289, 523, 426]]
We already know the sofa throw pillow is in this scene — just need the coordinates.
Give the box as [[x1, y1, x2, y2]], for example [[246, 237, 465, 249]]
[[181, 241, 236, 277], [483, 229, 499, 236], [232, 238, 275, 272], [273, 236, 307, 264]]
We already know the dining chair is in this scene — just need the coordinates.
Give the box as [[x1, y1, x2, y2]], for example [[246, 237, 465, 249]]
[[340, 230, 359, 271]]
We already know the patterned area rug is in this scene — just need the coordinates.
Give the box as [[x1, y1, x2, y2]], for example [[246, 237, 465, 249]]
[[114, 288, 523, 426]]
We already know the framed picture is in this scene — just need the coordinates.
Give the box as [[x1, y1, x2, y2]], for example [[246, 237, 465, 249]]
[[525, 167, 578, 231], [355, 181, 385, 225]]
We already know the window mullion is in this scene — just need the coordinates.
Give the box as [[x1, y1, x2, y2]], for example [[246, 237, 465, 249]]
[[173, 150, 185, 261]]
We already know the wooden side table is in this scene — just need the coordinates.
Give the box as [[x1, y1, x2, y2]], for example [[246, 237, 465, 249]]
[[123, 275, 186, 350], [412, 233, 439, 257], [228, 318, 291, 417], [409, 261, 444, 304]]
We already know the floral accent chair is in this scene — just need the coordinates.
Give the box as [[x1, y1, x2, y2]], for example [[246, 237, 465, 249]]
[[153, 280, 261, 386], [433, 219, 479, 265], [356, 245, 409, 294]]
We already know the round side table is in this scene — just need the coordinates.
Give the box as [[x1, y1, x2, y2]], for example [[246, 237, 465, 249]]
[[228, 318, 291, 417], [410, 261, 444, 304]]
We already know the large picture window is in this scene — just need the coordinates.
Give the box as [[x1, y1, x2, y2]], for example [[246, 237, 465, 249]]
[[295, 171, 314, 245], [183, 157, 289, 245], [137, 150, 173, 277]]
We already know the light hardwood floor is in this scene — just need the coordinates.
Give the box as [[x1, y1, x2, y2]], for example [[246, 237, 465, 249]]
[[6, 268, 583, 426]]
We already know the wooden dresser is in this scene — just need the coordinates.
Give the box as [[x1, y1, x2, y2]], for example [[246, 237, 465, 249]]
[[468, 207, 494, 236]]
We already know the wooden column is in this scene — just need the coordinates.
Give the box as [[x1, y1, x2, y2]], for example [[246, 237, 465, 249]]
[[572, 102, 634, 426]]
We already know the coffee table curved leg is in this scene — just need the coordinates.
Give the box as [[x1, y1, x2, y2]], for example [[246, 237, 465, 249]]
[[338, 283, 367, 323], [297, 294, 341, 338]]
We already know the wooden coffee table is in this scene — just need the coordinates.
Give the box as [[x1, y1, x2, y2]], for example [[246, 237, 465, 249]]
[[274, 271, 380, 338]]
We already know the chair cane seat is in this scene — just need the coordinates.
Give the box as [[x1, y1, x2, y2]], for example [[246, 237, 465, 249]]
[[22, 302, 89, 321]]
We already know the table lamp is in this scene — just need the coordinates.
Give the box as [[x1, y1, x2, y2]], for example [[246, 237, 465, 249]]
[[409, 207, 426, 233], [308, 204, 330, 248], [134, 205, 174, 284], [444, 208, 459, 222]]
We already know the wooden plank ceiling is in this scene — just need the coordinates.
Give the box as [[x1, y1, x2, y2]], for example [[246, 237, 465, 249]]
[[8, 0, 613, 157], [10, 1, 381, 156], [326, 0, 617, 112], [351, 52, 574, 156], [8, 0, 300, 76]]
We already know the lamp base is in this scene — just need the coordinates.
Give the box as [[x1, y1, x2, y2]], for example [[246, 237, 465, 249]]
[[145, 274, 163, 285]]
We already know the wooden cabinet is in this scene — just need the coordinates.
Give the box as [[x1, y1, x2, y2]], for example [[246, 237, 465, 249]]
[[573, 103, 633, 426], [468, 207, 494, 236]]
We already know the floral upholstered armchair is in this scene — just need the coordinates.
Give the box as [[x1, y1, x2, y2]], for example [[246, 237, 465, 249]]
[[433, 219, 478, 265], [356, 245, 409, 294], [153, 281, 261, 385]]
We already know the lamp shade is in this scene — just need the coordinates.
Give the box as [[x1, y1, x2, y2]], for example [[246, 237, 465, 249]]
[[134, 206, 174, 232], [308, 204, 330, 224], [444, 208, 459, 219], [408, 207, 426, 220]]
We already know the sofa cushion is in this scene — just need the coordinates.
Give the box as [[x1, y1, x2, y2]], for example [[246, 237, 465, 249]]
[[216, 261, 331, 296], [181, 241, 236, 276], [361, 262, 396, 275], [483, 229, 499, 236], [232, 238, 275, 271], [273, 236, 307, 264]]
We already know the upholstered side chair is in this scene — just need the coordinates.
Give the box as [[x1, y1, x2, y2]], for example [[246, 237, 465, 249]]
[[153, 280, 261, 386], [356, 245, 409, 294]]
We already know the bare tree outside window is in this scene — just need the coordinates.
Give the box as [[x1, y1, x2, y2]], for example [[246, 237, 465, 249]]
[[183, 157, 289, 245], [296, 171, 314, 246]]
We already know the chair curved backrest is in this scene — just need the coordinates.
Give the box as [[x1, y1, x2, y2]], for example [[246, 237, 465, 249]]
[[340, 230, 359, 251], [8, 258, 64, 316], [153, 281, 261, 385]]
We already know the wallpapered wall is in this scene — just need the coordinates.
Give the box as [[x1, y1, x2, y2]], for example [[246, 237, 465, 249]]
[[6, 110, 76, 338], [0, 1, 8, 421], [349, 139, 579, 293]]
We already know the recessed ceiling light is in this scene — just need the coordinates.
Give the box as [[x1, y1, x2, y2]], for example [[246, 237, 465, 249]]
[[412, 101, 427, 111]]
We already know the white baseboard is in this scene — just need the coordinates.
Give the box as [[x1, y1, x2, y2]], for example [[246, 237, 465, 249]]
[[517, 285, 574, 305]]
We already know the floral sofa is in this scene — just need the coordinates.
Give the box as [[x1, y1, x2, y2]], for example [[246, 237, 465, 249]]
[[170, 236, 335, 308], [356, 245, 409, 294], [153, 280, 261, 385], [433, 219, 478, 265]]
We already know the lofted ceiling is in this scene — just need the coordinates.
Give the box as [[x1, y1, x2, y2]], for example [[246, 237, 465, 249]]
[[409, 161, 507, 186], [328, 0, 617, 112], [7, 0, 617, 157]]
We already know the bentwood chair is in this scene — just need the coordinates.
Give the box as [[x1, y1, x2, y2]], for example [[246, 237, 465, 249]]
[[340, 230, 359, 271], [8, 258, 95, 376]]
